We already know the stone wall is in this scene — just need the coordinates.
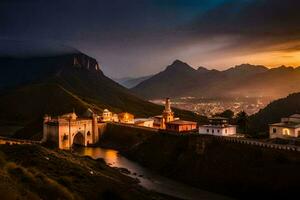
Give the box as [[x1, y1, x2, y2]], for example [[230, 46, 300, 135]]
[[0, 136, 40, 145], [125, 133, 300, 199], [99, 122, 158, 150], [102, 123, 300, 152]]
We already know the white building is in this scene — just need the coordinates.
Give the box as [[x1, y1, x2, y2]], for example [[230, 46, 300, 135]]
[[101, 109, 113, 122], [269, 114, 300, 139], [134, 118, 154, 128], [199, 117, 236, 136], [101, 109, 119, 122]]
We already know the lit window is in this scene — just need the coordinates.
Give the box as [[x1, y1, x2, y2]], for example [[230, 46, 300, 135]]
[[283, 129, 290, 136]]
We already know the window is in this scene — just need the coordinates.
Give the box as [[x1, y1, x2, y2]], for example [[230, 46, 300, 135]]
[[225, 129, 227, 134], [207, 129, 209, 133], [273, 128, 277, 133], [63, 134, 68, 140], [217, 129, 220, 133], [87, 131, 91, 136], [212, 129, 214, 133]]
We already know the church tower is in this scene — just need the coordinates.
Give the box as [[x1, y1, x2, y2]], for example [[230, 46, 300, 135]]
[[161, 98, 174, 129]]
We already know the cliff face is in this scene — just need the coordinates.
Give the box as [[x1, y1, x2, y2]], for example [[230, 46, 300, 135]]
[[125, 134, 300, 199], [71, 53, 101, 73], [0, 53, 102, 91]]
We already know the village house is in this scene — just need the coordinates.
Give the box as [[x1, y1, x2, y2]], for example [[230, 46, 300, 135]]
[[118, 112, 134, 124], [101, 109, 113, 122], [199, 117, 236, 136], [166, 120, 197, 132], [153, 115, 164, 128], [101, 109, 119, 122], [269, 114, 300, 138]]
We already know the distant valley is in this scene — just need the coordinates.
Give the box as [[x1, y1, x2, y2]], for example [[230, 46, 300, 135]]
[[115, 75, 153, 88], [131, 60, 300, 101]]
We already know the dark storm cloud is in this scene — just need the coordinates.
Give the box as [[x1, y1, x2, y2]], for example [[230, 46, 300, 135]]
[[188, 0, 300, 52], [0, 0, 213, 77], [0, 0, 299, 77]]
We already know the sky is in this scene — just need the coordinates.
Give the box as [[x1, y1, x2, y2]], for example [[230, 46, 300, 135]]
[[1, 0, 300, 78]]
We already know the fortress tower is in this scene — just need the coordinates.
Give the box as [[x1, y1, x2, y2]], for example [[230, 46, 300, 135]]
[[161, 98, 174, 129]]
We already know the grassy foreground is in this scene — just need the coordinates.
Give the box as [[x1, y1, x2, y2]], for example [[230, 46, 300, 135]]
[[0, 144, 170, 200]]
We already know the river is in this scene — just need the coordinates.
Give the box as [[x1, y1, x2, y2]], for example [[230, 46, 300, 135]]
[[74, 147, 231, 200]]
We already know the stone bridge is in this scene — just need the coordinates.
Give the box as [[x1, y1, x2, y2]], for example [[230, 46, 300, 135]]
[[0, 136, 41, 145]]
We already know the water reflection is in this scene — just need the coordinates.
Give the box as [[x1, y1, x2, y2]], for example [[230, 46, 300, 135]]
[[74, 147, 231, 200]]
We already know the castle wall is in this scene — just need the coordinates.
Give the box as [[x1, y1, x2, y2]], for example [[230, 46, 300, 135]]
[[58, 122, 70, 149], [44, 124, 59, 144], [96, 123, 107, 142], [43, 119, 96, 149]]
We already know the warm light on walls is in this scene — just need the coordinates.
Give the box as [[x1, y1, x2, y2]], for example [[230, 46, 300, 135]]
[[283, 128, 290, 136]]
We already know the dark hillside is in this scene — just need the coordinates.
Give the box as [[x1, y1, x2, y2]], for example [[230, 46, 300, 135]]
[[0, 53, 200, 139], [248, 92, 300, 136]]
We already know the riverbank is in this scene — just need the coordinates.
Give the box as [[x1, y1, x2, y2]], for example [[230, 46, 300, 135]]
[[74, 146, 230, 200], [0, 144, 172, 200], [100, 124, 300, 199]]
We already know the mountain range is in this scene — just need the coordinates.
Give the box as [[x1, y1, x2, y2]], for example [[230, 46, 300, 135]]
[[131, 60, 300, 100], [0, 43, 199, 138]]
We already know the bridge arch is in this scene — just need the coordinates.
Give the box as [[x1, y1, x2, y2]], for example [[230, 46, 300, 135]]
[[72, 132, 85, 146]]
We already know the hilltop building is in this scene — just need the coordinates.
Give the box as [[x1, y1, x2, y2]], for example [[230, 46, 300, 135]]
[[118, 112, 134, 124], [153, 98, 178, 129], [101, 109, 113, 122], [166, 120, 197, 132], [112, 114, 119, 122], [269, 114, 300, 138], [42, 110, 103, 149], [199, 117, 236, 136], [153, 115, 164, 128], [100, 109, 119, 122], [162, 98, 175, 129]]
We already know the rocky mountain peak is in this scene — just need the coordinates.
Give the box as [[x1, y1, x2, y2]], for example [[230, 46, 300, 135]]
[[165, 60, 195, 72], [72, 53, 100, 72]]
